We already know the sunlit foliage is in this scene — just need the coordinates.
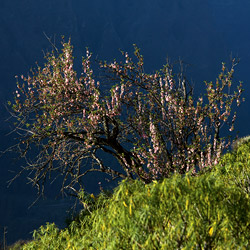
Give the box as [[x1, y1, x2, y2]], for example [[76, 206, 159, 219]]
[[20, 139, 250, 249]]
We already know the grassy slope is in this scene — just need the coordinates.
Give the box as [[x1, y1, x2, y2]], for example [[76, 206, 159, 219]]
[[10, 138, 250, 249]]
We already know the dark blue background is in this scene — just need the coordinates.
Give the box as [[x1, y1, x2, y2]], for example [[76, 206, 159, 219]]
[[0, 0, 249, 245]]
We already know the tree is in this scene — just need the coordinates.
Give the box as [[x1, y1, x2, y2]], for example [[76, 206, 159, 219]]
[[9, 39, 244, 195]]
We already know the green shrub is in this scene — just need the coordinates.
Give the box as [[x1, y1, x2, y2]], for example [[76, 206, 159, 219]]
[[22, 141, 250, 249], [214, 137, 250, 194]]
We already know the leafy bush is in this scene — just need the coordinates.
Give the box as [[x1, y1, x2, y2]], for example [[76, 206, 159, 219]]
[[214, 136, 250, 194], [21, 140, 250, 249]]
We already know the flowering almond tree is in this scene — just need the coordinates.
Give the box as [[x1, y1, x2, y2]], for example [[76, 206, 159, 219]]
[[10, 39, 243, 194]]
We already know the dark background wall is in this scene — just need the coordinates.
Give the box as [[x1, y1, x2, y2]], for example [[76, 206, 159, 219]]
[[0, 0, 250, 245]]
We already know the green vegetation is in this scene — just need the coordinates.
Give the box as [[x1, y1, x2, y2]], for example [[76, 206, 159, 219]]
[[9, 137, 250, 249]]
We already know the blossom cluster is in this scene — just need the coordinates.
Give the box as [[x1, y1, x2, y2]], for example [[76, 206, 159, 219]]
[[11, 40, 244, 190]]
